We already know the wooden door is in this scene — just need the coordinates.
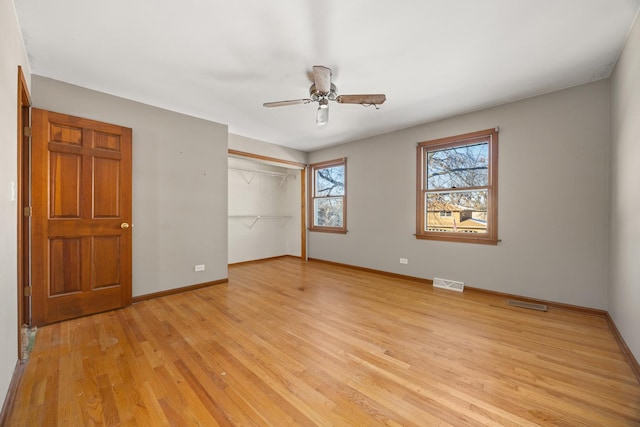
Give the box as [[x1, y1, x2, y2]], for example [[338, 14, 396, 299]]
[[31, 109, 132, 325]]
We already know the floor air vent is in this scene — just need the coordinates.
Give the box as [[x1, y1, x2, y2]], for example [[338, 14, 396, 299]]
[[507, 300, 548, 312], [433, 278, 464, 292]]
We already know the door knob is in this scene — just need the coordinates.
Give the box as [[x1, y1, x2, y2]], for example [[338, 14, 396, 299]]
[[121, 223, 130, 229]]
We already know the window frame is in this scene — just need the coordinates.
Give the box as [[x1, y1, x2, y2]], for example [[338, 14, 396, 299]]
[[416, 128, 499, 245], [308, 157, 347, 234]]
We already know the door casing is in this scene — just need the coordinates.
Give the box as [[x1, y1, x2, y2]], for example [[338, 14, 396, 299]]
[[17, 66, 31, 359]]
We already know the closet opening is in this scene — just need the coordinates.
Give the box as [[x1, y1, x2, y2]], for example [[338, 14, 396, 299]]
[[228, 151, 306, 264]]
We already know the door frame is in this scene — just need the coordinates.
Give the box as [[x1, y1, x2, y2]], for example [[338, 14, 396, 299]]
[[17, 66, 32, 359]]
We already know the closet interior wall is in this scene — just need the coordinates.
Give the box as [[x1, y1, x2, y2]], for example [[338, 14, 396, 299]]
[[228, 156, 301, 264]]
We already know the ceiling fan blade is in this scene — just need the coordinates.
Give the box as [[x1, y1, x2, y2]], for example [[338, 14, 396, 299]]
[[312, 66, 332, 93], [336, 94, 387, 105], [263, 99, 312, 108]]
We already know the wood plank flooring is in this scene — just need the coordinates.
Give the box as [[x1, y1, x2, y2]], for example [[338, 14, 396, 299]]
[[5, 257, 640, 425]]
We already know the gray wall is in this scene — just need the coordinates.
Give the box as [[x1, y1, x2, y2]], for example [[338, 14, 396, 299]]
[[610, 15, 640, 361], [0, 0, 30, 407], [31, 76, 229, 297], [308, 80, 610, 310]]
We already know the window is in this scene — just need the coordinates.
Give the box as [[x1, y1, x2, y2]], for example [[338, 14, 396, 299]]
[[416, 128, 498, 245], [308, 158, 347, 233]]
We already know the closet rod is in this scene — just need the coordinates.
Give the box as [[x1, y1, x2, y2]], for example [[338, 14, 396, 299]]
[[229, 167, 288, 177], [229, 167, 292, 185]]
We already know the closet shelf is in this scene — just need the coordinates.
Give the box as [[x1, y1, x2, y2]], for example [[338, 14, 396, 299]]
[[228, 215, 292, 229], [229, 167, 292, 186]]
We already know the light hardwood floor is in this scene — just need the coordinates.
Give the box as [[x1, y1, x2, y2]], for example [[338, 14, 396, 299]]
[[5, 257, 640, 426]]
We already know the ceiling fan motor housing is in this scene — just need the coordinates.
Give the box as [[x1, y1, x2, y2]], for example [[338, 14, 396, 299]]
[[310, 83, 337, 101]]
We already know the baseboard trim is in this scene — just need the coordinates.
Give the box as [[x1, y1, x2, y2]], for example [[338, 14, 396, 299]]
[[132, 279, 228, 303], [229, 255, 301, 267], [462, 286, 607, 317], [0, 361, 26, 426], [308, 258, 433, 286], [606, 313, 640, 383], [307, 257, 639, 383]]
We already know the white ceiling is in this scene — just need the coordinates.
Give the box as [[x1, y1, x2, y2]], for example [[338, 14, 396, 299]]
[[14, 0, 640, 152]]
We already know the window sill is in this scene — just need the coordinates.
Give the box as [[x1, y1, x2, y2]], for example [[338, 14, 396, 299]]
[[308, 227, 348, 234], [415, 234, 499, 245]]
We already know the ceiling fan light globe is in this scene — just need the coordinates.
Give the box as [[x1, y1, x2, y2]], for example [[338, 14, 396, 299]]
[[316, 106, 328, 126]]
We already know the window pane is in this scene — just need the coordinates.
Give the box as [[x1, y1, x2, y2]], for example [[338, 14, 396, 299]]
[[425, 190, 488, 233], [427, 142, 488, 190], [316, 166, 345, 196], [314, 197, 343, 227]]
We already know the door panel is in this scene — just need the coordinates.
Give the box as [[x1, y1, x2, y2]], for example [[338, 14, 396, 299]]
[[93, 157, 121, 217], [31, 108, 132, 325], [49, 238, 82, 295], [92, 236, 121, 288], [50, 152, 82, 218], [50, 123, 82, 145]]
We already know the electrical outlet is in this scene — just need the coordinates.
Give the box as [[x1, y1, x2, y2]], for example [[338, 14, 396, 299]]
[[400, 258, 408, 264], [194, 264, 205, 272]]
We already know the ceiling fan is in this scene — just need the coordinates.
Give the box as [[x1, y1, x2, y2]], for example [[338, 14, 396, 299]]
[[263, 65, 386, 126]]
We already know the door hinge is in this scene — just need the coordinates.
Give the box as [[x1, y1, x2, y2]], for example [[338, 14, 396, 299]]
[[23, 286, 32, 297], [23, 126, 32, 138], [23, 206, 32, 217]]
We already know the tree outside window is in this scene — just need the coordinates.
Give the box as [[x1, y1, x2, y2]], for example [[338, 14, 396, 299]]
[[308, 158, 347, 233], [416, 128, 499, 244]]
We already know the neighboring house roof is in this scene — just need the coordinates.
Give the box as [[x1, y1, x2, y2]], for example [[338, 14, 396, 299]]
[[426, 201, 485, 213], [426, 201, 462, 212], [427, 216, 486, 230]]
